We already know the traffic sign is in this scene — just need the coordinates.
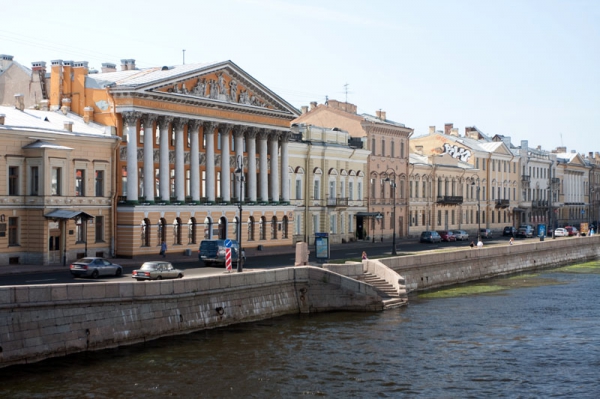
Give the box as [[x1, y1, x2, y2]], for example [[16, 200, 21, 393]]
[[224, 238, 232, 248]]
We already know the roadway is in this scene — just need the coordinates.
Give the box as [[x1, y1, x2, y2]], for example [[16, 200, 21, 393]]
[[0, 234, 550, 286]]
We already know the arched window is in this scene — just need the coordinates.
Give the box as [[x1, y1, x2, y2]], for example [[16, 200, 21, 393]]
[[247, 216, 255, 241], [219, 216, 227, 239], [233, 216, 239, 240], [271, 216, 278, 239], [158, 218, 167, 245], [381, 138, 386, 157], [188, 217, 197, 244], [141, 218, 151, 247], [282, 216, 289, 239], [203, 217, 212, 239], [173, 217, 182, 245], [260, 216, 267, 240]]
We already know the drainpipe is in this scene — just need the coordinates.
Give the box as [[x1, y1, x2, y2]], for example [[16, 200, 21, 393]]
[[111, 136, 122, 257]]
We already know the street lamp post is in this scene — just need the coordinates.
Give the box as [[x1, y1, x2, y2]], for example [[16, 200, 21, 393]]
[[472, 181, 481, 241], [235, 155, 244, 273], [385, 170, 397, 255]]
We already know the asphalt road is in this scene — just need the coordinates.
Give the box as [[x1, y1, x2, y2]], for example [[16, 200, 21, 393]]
[[1, 235, 547, 286]]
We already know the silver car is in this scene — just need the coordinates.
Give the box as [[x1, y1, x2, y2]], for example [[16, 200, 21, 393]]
[[451, 230, 469, 241], [70, 257, 123, 279], [132, 261, 184, 281]]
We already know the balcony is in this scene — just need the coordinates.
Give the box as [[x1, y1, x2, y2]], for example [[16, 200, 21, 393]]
[[495, 199, 510, 209], [327, 197, 349, 208], [521, 175, 531, 189], [532, 200, 549, 208], [436, 196, 463, 205]]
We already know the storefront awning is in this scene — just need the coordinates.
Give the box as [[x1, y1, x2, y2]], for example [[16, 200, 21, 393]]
[[355, 212, 383, 217], [44, 210, 94, 220], [511, 208, 526, 213]]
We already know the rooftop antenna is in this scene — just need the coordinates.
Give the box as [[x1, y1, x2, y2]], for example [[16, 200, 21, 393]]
[[560, 132, 563, 146], [344, 83, 349, 103], [182, 49, 186, 65]]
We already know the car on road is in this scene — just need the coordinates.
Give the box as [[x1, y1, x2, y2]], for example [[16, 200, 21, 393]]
[[437, 230, 457, 242], [553, 228, 569, 237], [198, 239, 245, 267], [503, 226, 517, 237], [516, 225, 534, 238], [132, 261, 184, 281], [479, 228, 493, 239], [564, 226, 579, 236], [420, 231, 442, 243], [451, 230, 469, 241], [70, 257, 123, 279]]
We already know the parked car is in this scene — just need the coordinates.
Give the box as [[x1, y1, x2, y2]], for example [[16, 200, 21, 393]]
[[437, 230, 457, 242], [132, 261, 184, 281], [420, 231, 442, 243], [452, 230, 469, 241], [516, 225, 534, 238], [198, 239, 245, 267], [479, 228, 493, 239], [70, 257, 123, 279], [553, 228, 569, 237], [503, 226, 517, 237], [564, 226, 579, 236]]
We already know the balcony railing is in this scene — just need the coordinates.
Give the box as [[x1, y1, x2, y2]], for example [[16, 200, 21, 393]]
[[436, 196, 463, 205], [495, 199, 510, 209], [327, 197, 349, 207], [532, 200, 549, 208]]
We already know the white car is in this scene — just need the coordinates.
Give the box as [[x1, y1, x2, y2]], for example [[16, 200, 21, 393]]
[[554, 228, 569, 237]]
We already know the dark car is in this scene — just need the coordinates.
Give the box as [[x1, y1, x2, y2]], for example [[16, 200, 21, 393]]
[[420, 231, 442, 243], [503, 226, 517, 237], [198, 239, 245, 267], [437, 231, 457, 242], [70, 257, 123, 279], [479, 228, 493, 239], [516, 225, 534, 238]]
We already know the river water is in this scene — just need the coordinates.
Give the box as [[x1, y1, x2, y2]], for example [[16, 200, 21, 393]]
[[2, 260, 600, 398]]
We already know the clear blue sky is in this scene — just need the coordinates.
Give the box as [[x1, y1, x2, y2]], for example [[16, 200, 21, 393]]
[[2, 0, 598, 155]]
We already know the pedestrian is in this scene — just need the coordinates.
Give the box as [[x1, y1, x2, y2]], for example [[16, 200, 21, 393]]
[[509, 237, 514, 245], [160, 241, 167, 258], [469, 241, 475, 248], [477, 240, 483, 248], [362, 251, 368, 260]]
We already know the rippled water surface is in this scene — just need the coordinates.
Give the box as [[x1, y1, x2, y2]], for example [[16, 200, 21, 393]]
[[2, 261, 600, 398]]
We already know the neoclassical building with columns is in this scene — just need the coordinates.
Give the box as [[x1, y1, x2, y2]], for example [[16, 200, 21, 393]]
[[48, 59, 299, 257]]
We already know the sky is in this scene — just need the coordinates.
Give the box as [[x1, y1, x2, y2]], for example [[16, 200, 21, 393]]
[[2, 0, 599, 156]]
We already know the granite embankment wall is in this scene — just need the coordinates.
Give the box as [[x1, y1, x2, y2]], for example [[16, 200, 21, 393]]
[[382, 236, 600, 292], [0, 267, 381, 368]]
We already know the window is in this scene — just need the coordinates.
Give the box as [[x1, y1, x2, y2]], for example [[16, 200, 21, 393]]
[[330, 215, 337, 234], [141, 219, 150, 246], [358, 181, 362, 200], [76, 218, 85, 243], [313, 179, 320, 200], [30, 166, 39, 196], [8, 217, 19, 246], [348, 182, 354, 200], [248, 216, 255, 241], [188, 218, 197, 244], [95, 216, 104, 242], [260, 217, 267, 240], [52, 167, 62, 196], [95, 170, 104, 197], [391, 141, 395, 158], [381, 139, 386, 156], [9, 166, 19, 195], [371, 138, 376, 154], [295, 215, 301, 235], [295, 179, 302, 200], [271, 216, 277, 239], [400, 141, 405, 158], [75, 169, 85, 196], [282, 216, 288, 239]]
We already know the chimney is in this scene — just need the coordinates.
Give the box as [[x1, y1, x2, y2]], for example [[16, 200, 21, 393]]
[[381, 111, 386, 120], [429, 126, 436, 134], [589, 152, 593, 159], [301, 105, 308, 114], [31, 61, 46, 72], [14, 94, 24, 111], [444, 123, 453, 135], [375, 110, 382, 119], [310, 101, 318, 111], [555, 146, 567, 153], [120, 59, 128, 71], [0, 114, 5, 125], [61, 98, 71, 114], [40, 100, 49, 111], [63, 121, 73, 132], [450, 128, 459, 136], [126, 59, 136, 70], [83, 106, 94, 123], [416, 145, 423, 155], [74, 61, 88, 69], [101, 63, 117, 73]]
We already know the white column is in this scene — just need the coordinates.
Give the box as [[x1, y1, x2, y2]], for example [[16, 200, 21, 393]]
[[204, 122, 216, 202], [281, 132, 291, 203], [189, 120, 201, 202], [258, 130, 269, 202], [220, 124, 232, 202], [269, 132, 280, 202], [142, 114, 157, 202], [246, 128, 257, 203], [174, 118, 187, 202], [233, 126, 245, 200], [158, 116, 173, 202], [123, 111, 140, 202]]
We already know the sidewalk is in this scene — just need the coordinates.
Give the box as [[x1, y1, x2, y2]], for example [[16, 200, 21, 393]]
[[0, 238, 396, 276]]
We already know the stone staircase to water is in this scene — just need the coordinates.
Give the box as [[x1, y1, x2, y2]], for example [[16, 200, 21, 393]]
[[356, 272, 408, 309]]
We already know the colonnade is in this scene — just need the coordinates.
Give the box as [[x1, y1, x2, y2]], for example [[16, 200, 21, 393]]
[[122, 111, 291, 204]]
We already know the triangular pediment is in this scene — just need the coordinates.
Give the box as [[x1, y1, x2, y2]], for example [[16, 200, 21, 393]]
[[110, 61, 299, 116]]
